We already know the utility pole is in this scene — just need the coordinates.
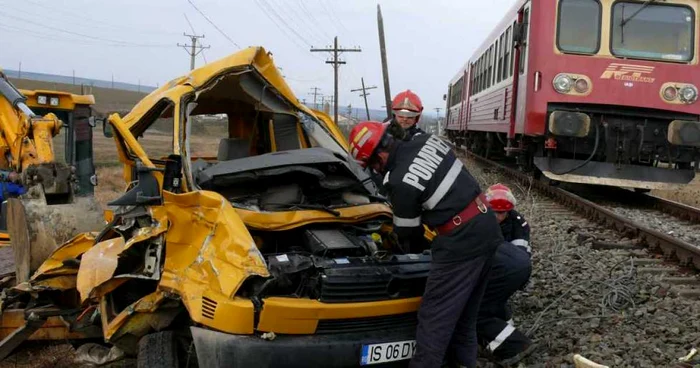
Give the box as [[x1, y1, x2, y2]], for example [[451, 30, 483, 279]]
[[18, 62, 21, 78], [351, 77, 377, 120], [309, 87, 321, 109], [178, 32, 210, 71], [72, 70, 76, 85], [111, 74, 114, 89], [310, 36, 361, 124], [377, 5, 392, 119]]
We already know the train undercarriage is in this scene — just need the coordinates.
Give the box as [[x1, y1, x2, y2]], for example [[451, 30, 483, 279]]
[[446, 104, 700, 191]]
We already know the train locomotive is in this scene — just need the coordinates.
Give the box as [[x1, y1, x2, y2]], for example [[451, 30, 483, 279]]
[[444, 0, 700, 190]]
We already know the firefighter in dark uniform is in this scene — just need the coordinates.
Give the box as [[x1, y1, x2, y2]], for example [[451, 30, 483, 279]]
[[477, 183, 535, 365], [384, 89, 427, 142], [348, 120, 503, 368], [372, 90, 427, 196]]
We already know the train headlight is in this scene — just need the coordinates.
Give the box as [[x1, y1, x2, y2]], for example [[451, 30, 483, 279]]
[[663, 86, 678, 101], [37, 95, 47, 105], [49, 97, 59, 106], [680, 85, 698, 103], [574, 78, 589, 94], [553, 74, 573, 93]]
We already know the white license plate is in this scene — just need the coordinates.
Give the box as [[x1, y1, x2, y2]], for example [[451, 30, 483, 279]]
[[360, 339, 416, 365]]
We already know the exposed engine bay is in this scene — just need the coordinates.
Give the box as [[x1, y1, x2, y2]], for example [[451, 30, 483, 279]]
[[193, 147, 381, 213], [240, 223, 430, 303], [189, 147, 431, 303]]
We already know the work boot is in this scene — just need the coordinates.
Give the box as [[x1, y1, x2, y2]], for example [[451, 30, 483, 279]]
[[494, 343, 538, 367]]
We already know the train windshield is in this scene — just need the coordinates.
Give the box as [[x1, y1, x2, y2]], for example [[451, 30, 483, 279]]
[[557, 0, 602, 54], [611, 2, 694, 62]]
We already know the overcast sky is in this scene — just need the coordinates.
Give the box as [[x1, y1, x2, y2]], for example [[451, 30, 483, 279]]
[[0, 0, 515, 115]]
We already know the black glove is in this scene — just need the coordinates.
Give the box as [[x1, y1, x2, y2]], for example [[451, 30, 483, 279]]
[[386, 118, 407, 141]]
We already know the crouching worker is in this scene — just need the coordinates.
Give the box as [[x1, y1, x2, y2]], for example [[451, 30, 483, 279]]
[[476, 183, 535, 365], [348, 121, 503, 368]]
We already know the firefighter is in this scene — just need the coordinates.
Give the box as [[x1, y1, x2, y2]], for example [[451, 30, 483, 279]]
[[385, 89, 427, 141], [348, 121, 503, 368], [476, 183, 535, 365], [487, 183, 530, 255]]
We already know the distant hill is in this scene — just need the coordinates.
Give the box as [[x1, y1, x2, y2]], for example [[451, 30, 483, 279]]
[[2, 69, 156, 93]]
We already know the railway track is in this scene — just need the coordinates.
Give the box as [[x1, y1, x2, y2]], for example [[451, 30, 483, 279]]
[[461, 148, 700, 273], [442, 138, 700, 304]]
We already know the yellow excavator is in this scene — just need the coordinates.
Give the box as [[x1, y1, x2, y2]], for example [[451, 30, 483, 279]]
[[0, 71, 104, 285]]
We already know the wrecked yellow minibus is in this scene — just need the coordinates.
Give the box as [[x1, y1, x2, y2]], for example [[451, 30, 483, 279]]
[[0, 47, 429, 367]]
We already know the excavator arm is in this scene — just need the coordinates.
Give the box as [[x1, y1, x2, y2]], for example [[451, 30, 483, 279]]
[[0, 72, 104, 283]]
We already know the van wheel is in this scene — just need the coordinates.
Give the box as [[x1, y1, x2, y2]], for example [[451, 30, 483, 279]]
[[137, 331, 179, 368]]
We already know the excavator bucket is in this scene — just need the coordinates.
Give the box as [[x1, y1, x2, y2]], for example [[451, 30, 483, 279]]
[[0, 73, 105, 283], [6, 195, 105, 283]]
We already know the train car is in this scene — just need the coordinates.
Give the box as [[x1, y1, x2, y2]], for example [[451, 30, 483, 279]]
[[444, 0, 700, 190]]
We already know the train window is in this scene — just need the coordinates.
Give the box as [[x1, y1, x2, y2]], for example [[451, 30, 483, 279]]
[[510, 22, 516, 77], [497, 33, 505, 82], [487, 45, 493, 88], [504, 27, 511, 79], [611, 2, 693, 62], [519, 9, 529, 74], [557, 0, 601, 54], [450, 77, 463, 107]]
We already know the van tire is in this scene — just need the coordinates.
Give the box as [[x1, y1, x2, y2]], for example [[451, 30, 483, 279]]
[[137, 331, 179, 368]]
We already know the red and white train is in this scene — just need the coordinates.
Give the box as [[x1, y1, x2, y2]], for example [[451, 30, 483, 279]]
[[444, 0, 700, 190]]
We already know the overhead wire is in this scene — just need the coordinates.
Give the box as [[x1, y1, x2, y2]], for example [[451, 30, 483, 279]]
[[297, 0, 333, 41], [270, 0, 325, 46], [323, 0, 350, 37], [0, 22, 172, 48], [0, 10, 173, 47], [184, 13, 208, 64], [187, 0, 241, 49], [258, 0, 315, 47], [251, 0, 325, 62], [0, 0, 182, 37]]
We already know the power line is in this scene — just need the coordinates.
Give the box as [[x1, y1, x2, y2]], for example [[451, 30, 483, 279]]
[[178, 33, 211, 70], [184, 14, 208, 65], [251, 0, 319, 61], [309, 87, 321, 109], [0, 23, 171, 48], [187, 0, 241, 49], [3, 0, 182, 37], [297, 0, 332, 40], [271, 0, 324, 46], [311, 36, 361, 124], [326, 0, 351, 35], [0, 10, 172, 47], [258, 0, 314, 47], [351, 78, 377, 120]]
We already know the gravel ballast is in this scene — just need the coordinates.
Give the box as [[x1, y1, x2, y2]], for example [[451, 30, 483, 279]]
[[462, 158, 700, 368]]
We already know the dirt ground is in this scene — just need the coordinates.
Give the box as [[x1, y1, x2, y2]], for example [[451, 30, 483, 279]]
[[653, 176, 700, 207], [0, 342, 78, 368]]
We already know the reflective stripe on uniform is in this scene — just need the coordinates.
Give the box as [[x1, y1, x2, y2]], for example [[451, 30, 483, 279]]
[[383, 171, 391, 185], [507, 319, 514, 326], [511, 239, 531, 254], [393, 215, 421, 227], [487, 324, 516, 352], [423, 159, 463, 210]]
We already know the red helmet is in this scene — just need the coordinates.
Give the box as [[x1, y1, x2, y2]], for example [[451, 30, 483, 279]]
[[349, 121, 389, 168], [485, 183, 516, 212], [391, 90, 423, 118]]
